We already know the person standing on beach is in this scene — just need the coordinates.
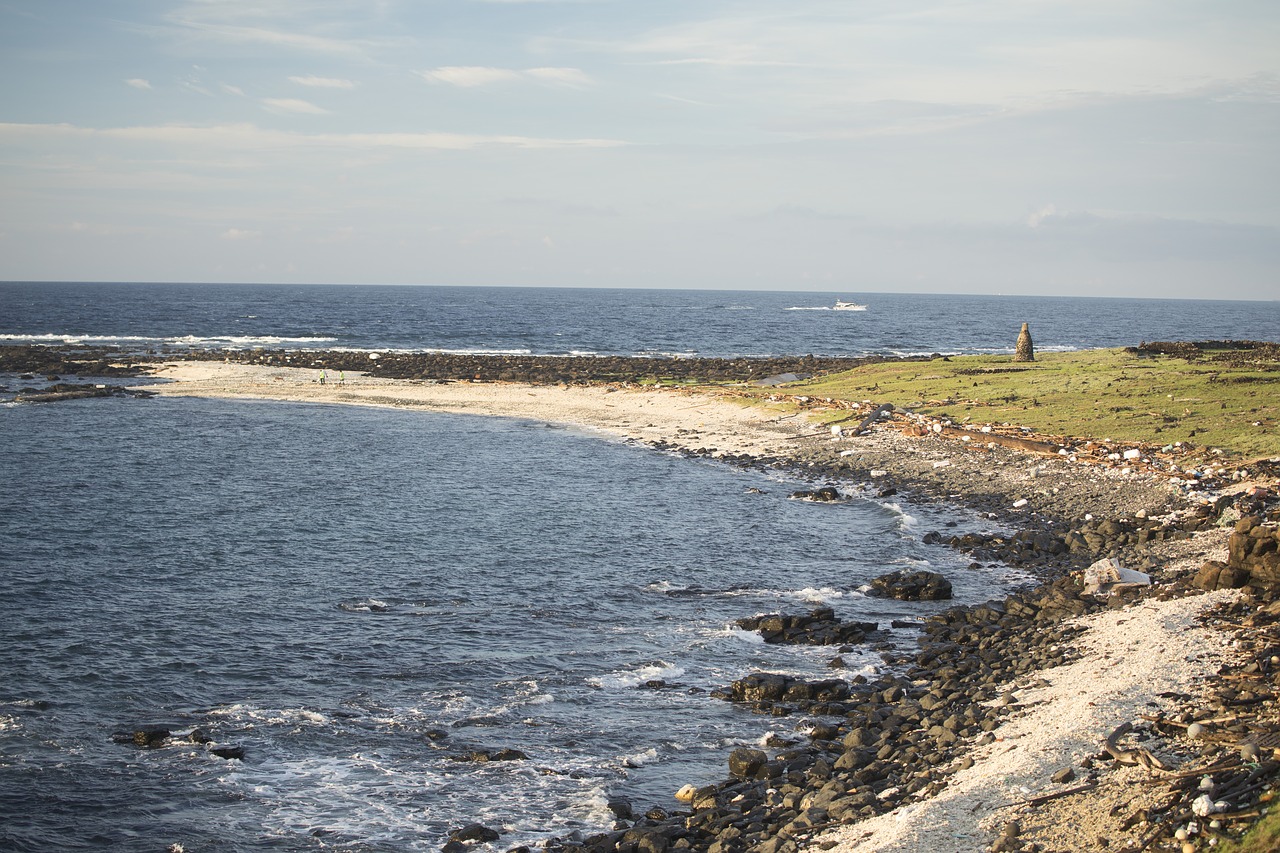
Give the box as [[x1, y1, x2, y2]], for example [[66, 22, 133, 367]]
[[320, 369, 326, 385]]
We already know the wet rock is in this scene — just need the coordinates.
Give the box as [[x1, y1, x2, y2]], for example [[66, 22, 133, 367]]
[[735, 607, 876, 645], [111, 726, 173, 748], [789, 486, 844, 502], [209, 744, 246, 760], [869, 570, 953, 601], [728, 747, 768, 779], [449, 823, 500, 844], [448, 747, 528, 762]]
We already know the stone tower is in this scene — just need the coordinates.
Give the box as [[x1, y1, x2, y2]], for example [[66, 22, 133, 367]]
[[1014, 322, 1035, 362]]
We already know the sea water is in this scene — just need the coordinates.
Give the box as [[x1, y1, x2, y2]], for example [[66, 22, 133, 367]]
[[3, 281, 1278, 357], [0, 393, 1022, 851], [1, 283, 1277, 850]]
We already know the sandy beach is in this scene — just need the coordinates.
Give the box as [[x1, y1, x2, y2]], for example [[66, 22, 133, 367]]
[[130, 360, 1277, 852], [142, 361, 800, 457]]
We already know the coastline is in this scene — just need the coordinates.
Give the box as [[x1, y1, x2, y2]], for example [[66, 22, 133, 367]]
[[128, 360, 1280, 852]]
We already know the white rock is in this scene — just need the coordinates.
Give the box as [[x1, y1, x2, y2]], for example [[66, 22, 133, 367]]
[[1191, 794, 1219, 817], [1123, 448, 1142, 460], [675, 784, 696, 802], [1012, 498, 1029, 508]]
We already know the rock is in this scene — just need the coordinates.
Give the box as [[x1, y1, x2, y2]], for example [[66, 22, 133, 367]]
[[735, 607, 876, 645], [122, 726, 171, 748], [789, 486, 843, 502], [869, 570, 953, 601], [449, 747, 528, 762], [449, 823, 500, 843], [728, 747, 768, 778], [1051, 766, 1076, 784], [209, 744, 246, 760]]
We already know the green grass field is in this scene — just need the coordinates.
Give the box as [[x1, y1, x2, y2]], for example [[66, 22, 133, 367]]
[[776, 345, 1280, 461]]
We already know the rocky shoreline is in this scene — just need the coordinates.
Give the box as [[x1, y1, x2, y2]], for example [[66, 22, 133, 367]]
[[542, 429, 1276, 853], [5, 343, 1280, 852]]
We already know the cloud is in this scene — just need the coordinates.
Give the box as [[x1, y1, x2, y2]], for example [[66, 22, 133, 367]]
[[125, 78, 152, 90], [289, 75, 356, 89], [0, 120, 628, 152], [1027, 204, 1057, 228], [149, 4, 385, 59], [421, 65, 592, 88], [221, 83, 246, 96], [420, 66, 522, 87], [524, 67, 592, 87], [221, 228, 262, 240], [261, 97, 330, 115]]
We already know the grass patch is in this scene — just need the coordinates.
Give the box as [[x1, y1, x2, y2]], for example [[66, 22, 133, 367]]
[[766, 346, 1280, 460], [1212, 793, 1280, 852]]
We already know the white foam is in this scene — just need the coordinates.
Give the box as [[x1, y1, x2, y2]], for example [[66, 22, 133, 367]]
[[620, 747, 659, 766], [725, 626, 766, 644], [588, 662, 686, 690]]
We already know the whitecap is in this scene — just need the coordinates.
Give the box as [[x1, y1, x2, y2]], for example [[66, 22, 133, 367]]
[[588, 662, 686, 690], [620, 747, 659, 767]]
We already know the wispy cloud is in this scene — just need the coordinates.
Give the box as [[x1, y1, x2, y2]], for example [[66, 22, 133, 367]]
[[125, 78, 152, 90], [261, 97, 330, 115], [221, 227, 262, 240], [421, 65, 592, 87], [420, 66, 522, 87], [150, 2, 388, 59], [289, 75, 357, 89], [0, 121, 628, 152], [524, 67, 592, 87]]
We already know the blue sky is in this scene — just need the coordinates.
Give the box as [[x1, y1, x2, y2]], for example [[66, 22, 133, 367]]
[[1, 0, 1277, 298]]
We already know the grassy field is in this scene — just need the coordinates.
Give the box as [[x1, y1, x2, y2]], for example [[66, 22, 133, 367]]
[[773, 344, 1280, 461]]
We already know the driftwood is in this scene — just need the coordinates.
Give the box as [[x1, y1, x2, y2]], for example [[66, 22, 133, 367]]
[[854, 403, 894, 435], [1017, 781, 1099, 807], [936, 425, 1064, 455], [1103, 721, 1171, 772]]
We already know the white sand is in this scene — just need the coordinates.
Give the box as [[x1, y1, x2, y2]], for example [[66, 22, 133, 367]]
[[814, 587, 1240, 853], [139, 361, 801, 456]]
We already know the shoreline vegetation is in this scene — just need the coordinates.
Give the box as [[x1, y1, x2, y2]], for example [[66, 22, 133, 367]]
[[4, 341, 1280, 853]]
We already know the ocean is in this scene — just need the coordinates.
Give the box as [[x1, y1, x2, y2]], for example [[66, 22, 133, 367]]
[[3, 281, 1278, 358], [1, 283, 1277, 851]]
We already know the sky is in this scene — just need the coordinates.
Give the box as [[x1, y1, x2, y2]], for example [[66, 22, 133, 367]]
[[0, 1, 1277, 298]]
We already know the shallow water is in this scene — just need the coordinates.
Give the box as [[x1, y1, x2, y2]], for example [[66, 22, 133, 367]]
[[0, 393, 1027, 851]]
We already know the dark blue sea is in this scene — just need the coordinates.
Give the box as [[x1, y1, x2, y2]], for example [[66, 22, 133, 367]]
[[3, 281, 1278, 357], [1, 283, 1277, 851]]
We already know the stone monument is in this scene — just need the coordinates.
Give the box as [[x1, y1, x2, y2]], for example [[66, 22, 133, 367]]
[[1014, 322, 1035, 362]]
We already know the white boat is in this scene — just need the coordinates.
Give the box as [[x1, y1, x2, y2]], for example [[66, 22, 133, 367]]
[[833, 300, 867, 311]]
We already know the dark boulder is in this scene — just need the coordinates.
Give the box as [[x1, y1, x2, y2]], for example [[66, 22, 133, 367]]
[[869, 570, 953, 601], [449, 823, 501, 844], [789, 486, 844, 502]]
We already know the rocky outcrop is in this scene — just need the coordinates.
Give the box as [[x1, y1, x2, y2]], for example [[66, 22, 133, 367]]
[[735, 608, 877, 645], [788, 486, 844, 502], [1195, 515, 1280, 595], [868, 570, 953, 601]]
